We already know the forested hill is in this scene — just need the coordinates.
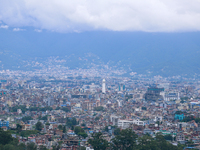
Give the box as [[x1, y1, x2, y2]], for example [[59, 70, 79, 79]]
[[0, 28, 200, 77]]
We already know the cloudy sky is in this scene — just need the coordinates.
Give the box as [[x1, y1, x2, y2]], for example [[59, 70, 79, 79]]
[[0, 0, 200, 32]]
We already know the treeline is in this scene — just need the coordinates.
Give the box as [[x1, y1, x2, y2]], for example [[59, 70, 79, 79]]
[[88, 129, 185, 150]]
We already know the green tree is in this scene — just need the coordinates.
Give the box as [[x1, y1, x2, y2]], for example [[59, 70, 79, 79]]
[[114, 128, 120, 135], [20, 130, 39, 137], [164, 134, 173, 141], [104, 126, 109, 132], [88, 132, 110, 150], [8, 137, 19, 146], [29, 107, 39, 111], [66, 117, 77, 127], [16, 124, 22, 133], [39, 115, 48, 121], [95, 116, 100, 121], [74, 126, 87, 138], [22, 116, 33, 123], [45, 122, 50, 126], [74, 126, 84, 135], [52, 144, 60, 150], [71, 125, 74, 131], [71, 117, 77, 125], [177, 143, 185, 150], [63, 126, 66, 133], [39, 106, 53, 111], [125, 94, 133, 100], [58, 125, 63, 130], [195, 118, 200, 123], [17, 143, 26, 150], [78, 132, 88, 139], [55, 107, 60, 110], [3, 144, 15, 150], [94, 106, 104, 111], [58, 141, 63, 146], [39, 145, 48, 150], [35, 122, 44, 131], [10, 105, 27, 113], [180, 100, 185, 103], [0, 129, 13, 145], [155, 132, 170, 150], [80, 146, 86, 150], [182, 116, 195, 122], [27, 142, 37, 150], [81, 123, 86, 127], [186, 140, 194, 147], [111, 128, 138, 150], [61, 107, 70, 112], [142, 107, 147, 110], [137, 135, 158, 150]]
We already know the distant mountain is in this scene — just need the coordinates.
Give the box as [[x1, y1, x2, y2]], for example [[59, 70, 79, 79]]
[[0, 28, 200, 77]]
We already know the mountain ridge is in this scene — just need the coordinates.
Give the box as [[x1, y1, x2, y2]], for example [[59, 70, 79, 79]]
[[0, 29, 200, 77]]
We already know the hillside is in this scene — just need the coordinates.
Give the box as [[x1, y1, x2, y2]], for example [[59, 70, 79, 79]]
[[0, 28, 200, 77]]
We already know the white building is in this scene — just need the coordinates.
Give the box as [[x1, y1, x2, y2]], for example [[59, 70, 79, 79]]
[[164, 92, 180, 101], [102, 79, 106, 93], [118, 119, 144, 129], [110, 115, 119, 126]]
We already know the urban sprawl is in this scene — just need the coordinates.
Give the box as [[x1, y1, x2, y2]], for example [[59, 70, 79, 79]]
[[0, 69, 200, 150]]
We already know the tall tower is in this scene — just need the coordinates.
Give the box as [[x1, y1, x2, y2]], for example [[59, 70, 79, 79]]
[[102, 79, 106, 93]]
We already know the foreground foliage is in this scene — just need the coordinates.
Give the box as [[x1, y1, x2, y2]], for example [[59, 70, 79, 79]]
[[88, 129, 184, 150], [0, 128, 43, 150]]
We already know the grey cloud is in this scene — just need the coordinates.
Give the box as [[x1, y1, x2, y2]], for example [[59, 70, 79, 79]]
[[0, 0, 200, 32]]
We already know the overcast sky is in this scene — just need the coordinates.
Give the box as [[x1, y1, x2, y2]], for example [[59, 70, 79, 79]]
[[0, 0, 200, 32]]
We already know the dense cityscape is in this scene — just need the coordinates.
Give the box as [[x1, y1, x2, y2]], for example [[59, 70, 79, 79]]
[[1, 1, 200, 150], [0, 67, 200, 150]]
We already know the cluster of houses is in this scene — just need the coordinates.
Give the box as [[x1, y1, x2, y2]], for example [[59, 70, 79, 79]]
[[0, 74, 200, 149]]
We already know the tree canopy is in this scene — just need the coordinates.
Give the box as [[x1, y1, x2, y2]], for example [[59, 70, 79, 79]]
[[111, 128, 138, 150], [35, 121, 44, 131], [66, 117, 78, 127], [88, 132, 110, 150], [74, 126, 88, 138]]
